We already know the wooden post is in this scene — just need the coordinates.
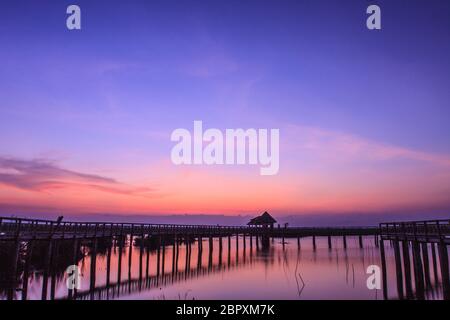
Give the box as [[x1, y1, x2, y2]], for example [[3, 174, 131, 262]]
[[175, 235, 180, 274], [41, 239, 53, 300], [393, 240, 404, 299], [379, 240, 388, 300], [157, 236, 161, 276], [106, 240, 112, 288], [208, 236, 213, 269], [161, 236, 166, 276], [421, 243, 431, 288], [128, 226, 134, 286], [145, 236, 150, 280], [218, 236, 223, 266], [22, 240, 34, 300], [359, 235, 363, 249], [312, 235, 316, 250], [401, 241, 413, 298], [90, 238, 98, 300], [171, 236, 176, 275], [328, 236, 332, 249], [343, 235, 347, 249], [117, 236, 123, 285], [412, 241, 425, 299], [438, 242, 450, 300], [297, 237, 300, 250], [184, 235, 189, 273], [430, 242, 438, 284]]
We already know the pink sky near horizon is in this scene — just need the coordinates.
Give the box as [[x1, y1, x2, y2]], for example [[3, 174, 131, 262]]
[[1, 124, 449, 217]]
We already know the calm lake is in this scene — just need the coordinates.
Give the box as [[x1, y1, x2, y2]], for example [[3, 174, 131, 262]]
[[0, 235, 446, 300]]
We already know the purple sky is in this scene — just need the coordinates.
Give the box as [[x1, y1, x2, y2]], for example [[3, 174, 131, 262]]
[[0, 0, 449, 219]]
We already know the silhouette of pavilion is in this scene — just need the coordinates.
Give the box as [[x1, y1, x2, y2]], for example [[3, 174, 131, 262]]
[[247, 211, 277, 229]]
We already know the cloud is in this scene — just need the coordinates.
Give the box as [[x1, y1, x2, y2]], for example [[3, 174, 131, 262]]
[[284, 125, 450, 166], [0, 157, 156, 196]]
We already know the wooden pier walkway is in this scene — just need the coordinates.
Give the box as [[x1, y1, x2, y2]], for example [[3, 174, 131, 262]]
[[378, 219, 449, 300], [1, 216, 448, 300], [0, 216, 378, 241]]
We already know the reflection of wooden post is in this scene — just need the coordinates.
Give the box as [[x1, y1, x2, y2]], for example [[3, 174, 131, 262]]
[[379, 240, 388, 300], [401, 241, 413, 298], [393, 240, 404, 299]]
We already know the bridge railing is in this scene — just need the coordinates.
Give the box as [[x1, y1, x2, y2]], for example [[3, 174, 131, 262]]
[[379, 219, 450, 241], [0, 216, 379, 240]]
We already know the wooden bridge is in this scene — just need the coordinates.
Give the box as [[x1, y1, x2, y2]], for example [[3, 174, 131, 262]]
[[0, 216, 378, 241], [1, 216, 448, 300], [378, 219, 449, 300]]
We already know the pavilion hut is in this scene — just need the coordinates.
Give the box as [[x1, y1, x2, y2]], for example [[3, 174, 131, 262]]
[[247, 211, 277, 229]]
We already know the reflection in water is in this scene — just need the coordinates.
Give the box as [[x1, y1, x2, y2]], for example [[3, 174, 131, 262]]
[[0, 235, 447, 300]]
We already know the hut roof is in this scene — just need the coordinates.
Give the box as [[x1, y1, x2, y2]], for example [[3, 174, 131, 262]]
[[247, 211, 277, 225]]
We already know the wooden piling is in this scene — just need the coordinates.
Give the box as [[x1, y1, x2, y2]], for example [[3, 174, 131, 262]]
[[379, 240, 388, 300], [328, 236, 332, 249], [401, 241, 413, 298], [90, 238, 98, 299], [22, 240, 34, 300], [412, 241, 425, 299], [438, 242, 450, 300], [41, 240, 53, 300], [393, 240, 404, 299], [421, 243, 432, 288]]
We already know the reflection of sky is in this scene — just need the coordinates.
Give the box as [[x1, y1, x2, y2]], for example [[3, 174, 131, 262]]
[[0, 1, 449, 217], [13, 237, 443, 300]]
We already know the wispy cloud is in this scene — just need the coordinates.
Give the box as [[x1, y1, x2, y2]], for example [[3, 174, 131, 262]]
[[0, 157, 156, 196], [285, 125, 450, 167]]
